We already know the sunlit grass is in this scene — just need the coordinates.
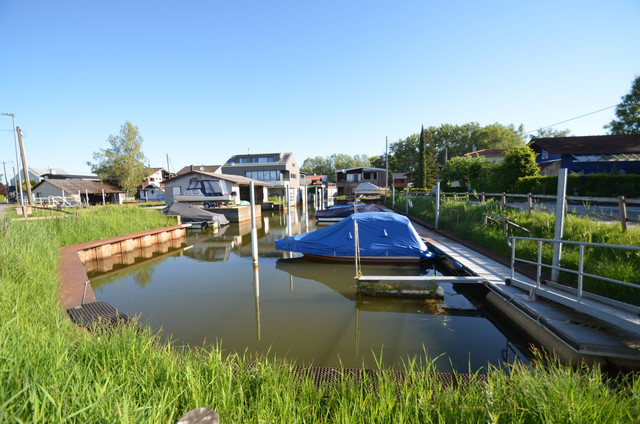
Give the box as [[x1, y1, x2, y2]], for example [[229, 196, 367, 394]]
[[0, 206, 638, 422], [395, 195, 640, 304]]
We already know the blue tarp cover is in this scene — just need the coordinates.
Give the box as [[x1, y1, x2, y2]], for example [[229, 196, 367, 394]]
[[275, 212, 433, 258], [315, 203, 386, 220]]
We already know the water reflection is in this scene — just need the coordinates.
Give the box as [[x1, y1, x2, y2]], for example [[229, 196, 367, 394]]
[[88, 208, 530, 372]]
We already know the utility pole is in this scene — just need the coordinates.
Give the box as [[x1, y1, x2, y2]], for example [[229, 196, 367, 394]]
[[1, 113, 23, 206], [16, 127, 33, 206], [385, 136, 389, 205], [2, 161, 9, 191]]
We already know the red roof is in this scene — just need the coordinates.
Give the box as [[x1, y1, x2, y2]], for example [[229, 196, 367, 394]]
[[530, 135, 640, 154]]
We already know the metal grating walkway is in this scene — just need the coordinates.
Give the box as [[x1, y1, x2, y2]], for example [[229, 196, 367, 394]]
[[66, 301, 130, 329]]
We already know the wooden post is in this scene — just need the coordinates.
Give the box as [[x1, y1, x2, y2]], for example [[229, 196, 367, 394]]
[[501, 192, 506, 207], [481, 192, 485, 203], [527, 193, 533, 213], [618, 196, 628, 232]]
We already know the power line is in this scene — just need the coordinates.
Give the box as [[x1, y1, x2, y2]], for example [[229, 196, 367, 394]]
[[524, 105, 617, 135]]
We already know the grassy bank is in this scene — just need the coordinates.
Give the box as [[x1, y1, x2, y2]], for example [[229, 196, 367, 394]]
[[1, 206, 639, 422], [394, 195, 640, 305]]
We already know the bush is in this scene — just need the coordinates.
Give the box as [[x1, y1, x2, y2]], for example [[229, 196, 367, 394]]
[[516, 174, 640, 197]]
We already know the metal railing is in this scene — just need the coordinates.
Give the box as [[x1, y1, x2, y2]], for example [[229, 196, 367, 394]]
[[508, 235, 640, 311]]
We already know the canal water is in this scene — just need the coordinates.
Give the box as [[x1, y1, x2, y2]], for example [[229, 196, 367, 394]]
[[88, 208, 530, 372]]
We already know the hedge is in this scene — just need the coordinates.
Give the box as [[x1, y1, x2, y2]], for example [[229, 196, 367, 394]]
[[515, 174, 640, 198]]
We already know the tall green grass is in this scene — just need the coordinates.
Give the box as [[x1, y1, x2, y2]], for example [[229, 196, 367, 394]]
[[1, 206, 638, 422], [396, 195, 640, 305]]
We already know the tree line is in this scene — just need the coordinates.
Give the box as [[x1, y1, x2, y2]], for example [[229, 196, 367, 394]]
[[302, 75, 640, 192], [77, 76, 638, 197]]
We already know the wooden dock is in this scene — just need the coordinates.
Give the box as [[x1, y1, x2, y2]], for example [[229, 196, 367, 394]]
[[399, 215, 640, 370]]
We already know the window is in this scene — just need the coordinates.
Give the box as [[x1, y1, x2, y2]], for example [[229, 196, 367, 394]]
[[363, 172, 377, 180], [245, 170, 280, 181], [346, 174, 361, 182]]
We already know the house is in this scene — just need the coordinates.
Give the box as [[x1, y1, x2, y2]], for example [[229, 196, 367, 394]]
[[221, 152, 301, 204], [528, 135, 640, 176], [176, 165, 221, 175], [162, 169, 271, 206], [335, 167, 387, 197], [464, 149, 506, 164], [138, 167, 171, 201], [304, 175, 337, 206], [10, 167, 68, 186], [392, 172, 412, 189], [32, 179, 125, 205]]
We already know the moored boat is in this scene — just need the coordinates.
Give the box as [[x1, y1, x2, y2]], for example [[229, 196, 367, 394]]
[[163, 203, 229, 230], [173, 179, 236, 207], [275, 211, 433, 263], [315, 203, 387, 222]]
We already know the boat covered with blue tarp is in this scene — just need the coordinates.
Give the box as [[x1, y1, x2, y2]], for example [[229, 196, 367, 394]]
[[315, 203, 387, 222], [275, 212, 433, 262]]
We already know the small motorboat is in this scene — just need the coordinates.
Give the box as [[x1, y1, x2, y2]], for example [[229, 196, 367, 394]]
[[173, 179, 236, 207], [163, 203, 229, 230], [315, 203, 387, 222], [275, 211, 433, 263]]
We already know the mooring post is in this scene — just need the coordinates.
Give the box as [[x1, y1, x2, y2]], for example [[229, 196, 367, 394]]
[[435, 181, 441, 229], [249, 181, 259, 265], [551, 168, 567, 282], [392, 185, 395, 208], [285, 182, 291, 236], [253, 265, 261, 341], [354, 220, 360, 281]]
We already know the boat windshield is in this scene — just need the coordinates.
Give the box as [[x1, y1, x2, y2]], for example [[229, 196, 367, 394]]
[[202, 180, 224, 195], [183, 180, 225, 196]]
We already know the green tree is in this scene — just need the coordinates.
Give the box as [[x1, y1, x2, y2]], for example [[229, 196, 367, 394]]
[[492, 146, 539, 192], [440, 155, 488, 189], [423, 130, 439, 190], [387, 134, 420, 174], [530, 127, 571, 140], [301, 154, 371, 183], [433, 122, 525, 165], [87, 121, 149, 196], [605, 76, 640, 135], [416, 126, 425, 188]]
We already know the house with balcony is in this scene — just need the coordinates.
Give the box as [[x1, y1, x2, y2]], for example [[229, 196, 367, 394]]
[[336, 167, 386, 197], [392, 172, 412, 189], [528, 135, 640, 176], [221, 152, 301, 204], [138, 167, 171, 201]]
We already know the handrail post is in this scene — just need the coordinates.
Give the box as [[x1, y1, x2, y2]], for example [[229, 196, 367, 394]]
[[536, 240, 542, 287], [510, 238, 515, 280], [577, 244, 585, 299]]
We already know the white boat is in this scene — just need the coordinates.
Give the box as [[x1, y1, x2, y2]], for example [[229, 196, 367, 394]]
[[174, 179, 236, 207]]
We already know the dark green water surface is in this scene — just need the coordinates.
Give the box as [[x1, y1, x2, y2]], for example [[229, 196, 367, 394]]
[[89, 209, 529, 372]]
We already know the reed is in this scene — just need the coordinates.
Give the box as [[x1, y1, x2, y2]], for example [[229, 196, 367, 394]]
[[0, 206, 638, 422]]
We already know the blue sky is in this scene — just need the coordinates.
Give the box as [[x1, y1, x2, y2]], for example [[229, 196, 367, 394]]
[[1, 0, 639, 175]]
